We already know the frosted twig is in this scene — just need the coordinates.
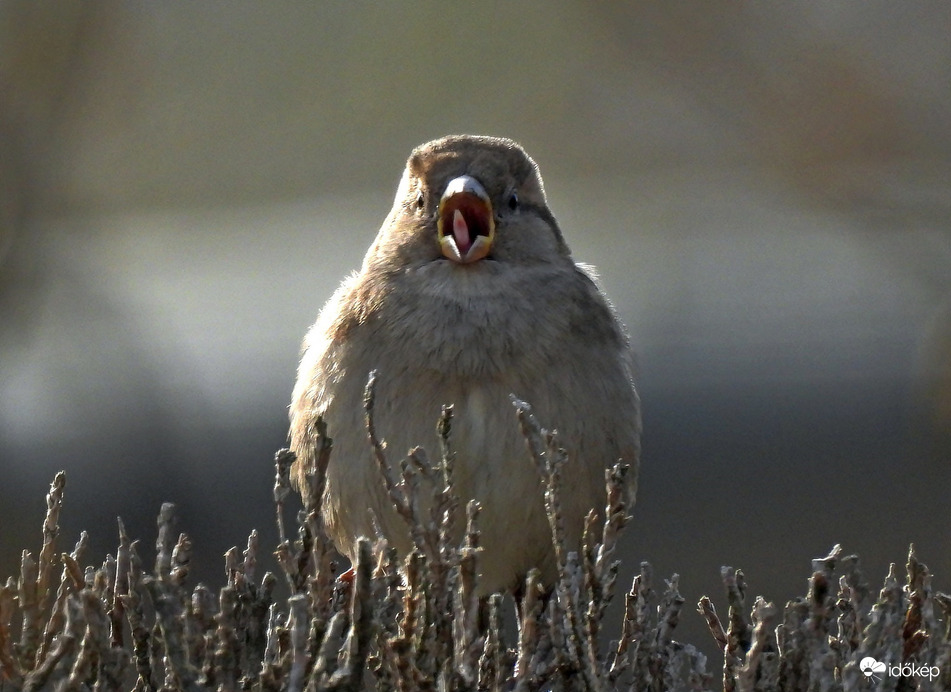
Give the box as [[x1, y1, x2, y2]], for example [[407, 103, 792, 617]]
[[273, 448, 296, 545], [154, 503, 176, 581], [734, 596, 777, 692], [0, 577, 23, 685], [35, 473, 66, 646]]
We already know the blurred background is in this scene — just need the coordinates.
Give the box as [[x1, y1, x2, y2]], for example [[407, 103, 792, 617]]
[[1, 1, 949, 656]]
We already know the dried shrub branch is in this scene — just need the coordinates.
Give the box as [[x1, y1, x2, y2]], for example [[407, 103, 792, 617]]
[[1, 392, 948, 691]]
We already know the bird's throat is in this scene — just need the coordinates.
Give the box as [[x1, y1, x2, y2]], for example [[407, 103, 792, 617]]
[[437, 182, 495, 264]]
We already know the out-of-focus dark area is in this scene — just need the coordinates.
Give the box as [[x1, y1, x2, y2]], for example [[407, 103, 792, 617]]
[[2, 2, 949, 655]]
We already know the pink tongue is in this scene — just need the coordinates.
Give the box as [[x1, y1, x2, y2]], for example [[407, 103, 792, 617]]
[[453, 209, 472, 255]]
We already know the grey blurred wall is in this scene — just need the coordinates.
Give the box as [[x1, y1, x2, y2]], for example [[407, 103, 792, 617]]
[[2, 1, 949, 655]]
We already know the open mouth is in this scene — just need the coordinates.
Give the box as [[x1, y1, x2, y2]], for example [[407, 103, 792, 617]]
[[437, 176, 495, 264]]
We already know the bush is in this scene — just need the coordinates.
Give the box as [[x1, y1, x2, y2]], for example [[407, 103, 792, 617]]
[[2, 396, 949, 691]]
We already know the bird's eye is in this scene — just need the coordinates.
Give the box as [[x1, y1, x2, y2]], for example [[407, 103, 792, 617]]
[[415, 191, 425, 210], [507, 191, 519, 211]]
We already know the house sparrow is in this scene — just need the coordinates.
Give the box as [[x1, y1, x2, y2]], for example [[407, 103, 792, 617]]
[[289, 135, 640, 594]]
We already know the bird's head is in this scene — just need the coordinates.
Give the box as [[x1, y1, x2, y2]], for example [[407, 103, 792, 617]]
[[365, 135, 570, 275]]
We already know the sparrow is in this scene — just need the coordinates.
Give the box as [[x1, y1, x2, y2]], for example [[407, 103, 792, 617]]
[[289, 135, 640, 594]]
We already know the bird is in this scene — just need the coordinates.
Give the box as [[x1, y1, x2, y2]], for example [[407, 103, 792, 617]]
[[289, 135, 640, 594]]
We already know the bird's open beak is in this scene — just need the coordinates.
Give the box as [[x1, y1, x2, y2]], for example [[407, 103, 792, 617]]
[[437, 175, 495, 263]]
